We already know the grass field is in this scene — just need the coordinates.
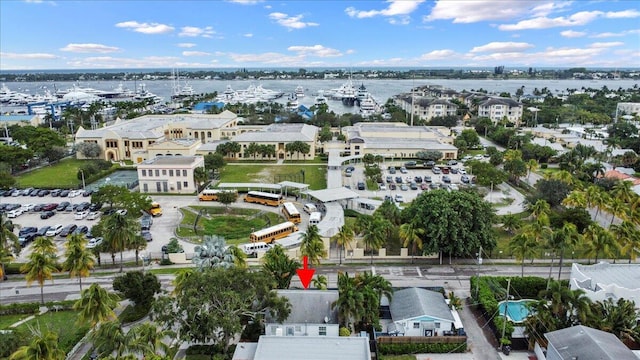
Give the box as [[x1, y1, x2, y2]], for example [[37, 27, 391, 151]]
[[220, 164, 326, 190], [15, 158, 90, 188], [177, 206, 284, 244], [0, 313, 32, 329], [12, 310, 89, 353]]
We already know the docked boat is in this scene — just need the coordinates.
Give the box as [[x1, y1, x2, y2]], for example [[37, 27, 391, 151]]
[[314, 90, 328, 107], [134, 83, 162, 103], [358, 95, 381, 118], [286, 93, 299, 111], [328, 78, 357, 106], [295, 85, 305, 97]]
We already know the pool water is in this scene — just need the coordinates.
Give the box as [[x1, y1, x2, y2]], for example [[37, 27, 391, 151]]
[[498, 299, 535, 323]]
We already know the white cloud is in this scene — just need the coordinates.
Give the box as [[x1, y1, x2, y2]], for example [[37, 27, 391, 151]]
[[60, 43, 120, 53], [182, 51, 212, 56], [560, 30, 586, 38], [268, 12, 318, 30], [227, 52, 304, 64], [589, 42, 624, 48], [605, 10, 640, 19], [66, 55, 183, 69], [345, 0, 424, 19], [177, 43, 197, 48], [470, 42, 534, 53], [115, 21, 174, 34], [243, 33, 254, 38], [0, 52, 58, 59], [388, 16, 411, 25], [226, 0, 263, 4], [179, 26, 215, 38], [499, 11, 602, 30], [424, 0, 545, 23], [419, 49, 457, 60], [287, 45, 342, 57], [24, 0, 57, 5], [591, 29, 640, 38]]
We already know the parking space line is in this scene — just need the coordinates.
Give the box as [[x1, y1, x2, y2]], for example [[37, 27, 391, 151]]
[[416, 266, 422, 277], [371, 266, 375, 275]]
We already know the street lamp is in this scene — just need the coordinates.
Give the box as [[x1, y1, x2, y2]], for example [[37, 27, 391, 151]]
[[80, 169, 86, 190]]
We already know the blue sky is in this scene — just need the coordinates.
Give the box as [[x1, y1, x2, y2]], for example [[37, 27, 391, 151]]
[[1, 0, 639, 70]]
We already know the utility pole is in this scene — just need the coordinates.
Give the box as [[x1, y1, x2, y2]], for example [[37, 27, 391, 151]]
[[501, 278, 511, 344], [474, 246, 482, 299]]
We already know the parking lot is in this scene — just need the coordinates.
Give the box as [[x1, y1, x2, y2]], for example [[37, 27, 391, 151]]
[[342, 158, 482, 203]]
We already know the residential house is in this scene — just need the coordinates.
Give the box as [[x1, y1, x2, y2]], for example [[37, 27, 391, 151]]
[[569, 262, 640, 305], [392, 95, 458, 121], [233, 335, 371, 360], [137, 155, 204, 194], [387, 288, 459, 337], [535, 325, 636, 360], [265, 290, 339, 337], [616, 102, 640, 119]]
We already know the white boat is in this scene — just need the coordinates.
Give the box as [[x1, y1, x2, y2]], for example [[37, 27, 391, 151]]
[[314, 90, 328, 107], [172, 69, 195, 99], [134, 83, 162, 103], [286, 93, 299, 111], [295, 85, 305, 97], [329, 78, 357, 106], [359, 95, 381, 118]]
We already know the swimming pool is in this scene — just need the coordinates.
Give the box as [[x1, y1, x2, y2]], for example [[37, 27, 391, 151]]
[[498, 299, 535, 323]]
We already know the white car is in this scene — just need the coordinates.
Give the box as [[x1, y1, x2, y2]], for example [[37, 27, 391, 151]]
[[86, 237, 103, 249], [458, 169, 467, 175], [23, 203, 36, 212], [379, 184, 387, 190], [394, 194, 405, 203], [75, 210, 89, 220], [86, 211, 101, 220], [68, 190, 81, 198], [474, 154, 484, 160], [45, 224, 64, 237], [7, 208, 23, 218]]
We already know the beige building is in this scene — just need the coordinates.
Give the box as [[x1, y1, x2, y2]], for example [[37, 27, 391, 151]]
[[393, 95, 458, 121], [341, 122, 458, 160], [75, 111, 240, 162], [231, 123, 319, 160], [137, 156, 204, 194], [478, 98, 524, 125]]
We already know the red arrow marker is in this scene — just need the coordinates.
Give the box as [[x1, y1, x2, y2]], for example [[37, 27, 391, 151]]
[[296, 256, 315, 289]]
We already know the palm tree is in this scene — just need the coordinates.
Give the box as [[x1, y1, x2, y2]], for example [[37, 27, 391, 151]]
[[193, 166, 208, 191], [528, 199, 551, 223], [21, 237, 58, 304], [0, 214, 19, 280], [361, 216, 387, 265], [132, 322, 174, 356], [587, 298, 640, 345], [300, 225, 326, 265], [91, 319, 145, 358], [9, 326, 65, 360], [62, 234, 95, 292], [228, 244, 247, 268], [103, 212, 138, 272], [612, 180, 637, 205], [333, 272, 363, 332], [509, 232, 538, 277], [583, 224, 618, 263], [172, 268, 195, 295], [554, 222, 582, 279], [312, 275, 328, 290], [129, 233, 147, 267], [399, 221, 424, 263], [562, 190, 587, 208], [74, 283, 120, 328], [605, 197, 627, 227], [333, 225, 354, 265], [526, 159, 538, 180], [261, 245, 300, 289], [500, 214, 522, 235], [611, 221, 640, 264]]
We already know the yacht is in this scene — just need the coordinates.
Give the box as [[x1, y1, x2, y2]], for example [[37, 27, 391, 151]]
[[329, 78, 357, 106], [358, 95, 380, 118], [295, 85, 305, 97], [286, 93, 299, 111], [134, 83, 162, 103], [314, 90, 328, 107], [356, 83, 370, 104]]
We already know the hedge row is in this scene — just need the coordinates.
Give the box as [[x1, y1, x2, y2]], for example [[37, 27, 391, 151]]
[[378, 342, 466, 355], [0, 299, 76, 316]]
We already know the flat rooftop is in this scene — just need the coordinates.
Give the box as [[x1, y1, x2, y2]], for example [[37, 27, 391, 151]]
[[141, 156, 202, 166], [574, 262, 640, 291]]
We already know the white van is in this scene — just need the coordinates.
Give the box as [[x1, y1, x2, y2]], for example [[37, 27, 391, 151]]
[[240, 242, 272, 255], [303, 203, 317, 214], [309, 212, 322, 225]]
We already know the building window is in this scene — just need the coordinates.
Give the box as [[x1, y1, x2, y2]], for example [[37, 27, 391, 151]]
[[106, 140, 118, 148], [295, 326, 302, 332], [162, 170, 167, 176], [183, 181, 188, 188], [143, 183, 148, 192], [124, 141, 129, 146], [435, 322, 441, 328], [132, 141, 143, 149], [141, 170, 147, 177], [169, 170, 174, 177], [182, 170, 187, 177], [207, 131, 212, 138], [155, 170, 159, 177], [319, 326, 327, 336], [413, 323, 420, 329]]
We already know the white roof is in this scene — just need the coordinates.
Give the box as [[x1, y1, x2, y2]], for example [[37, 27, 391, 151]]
[[278, 181, 309, 190], [253, 336, 370, 360], [305, 187, 360, 203]]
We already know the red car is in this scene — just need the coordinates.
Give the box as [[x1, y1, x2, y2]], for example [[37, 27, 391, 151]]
[[42, 203, 58, 211]]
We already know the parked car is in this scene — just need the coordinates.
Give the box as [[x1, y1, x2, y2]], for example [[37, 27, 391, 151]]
[[141, 230, 153, 242], [59, 190, 70, 197], [442, 175, 451, 183], [450, 168, 459, 174], [394, 194, 405, 203], [357, 182, 365, 190], [19, 227, 38, 236], [345, 170, 352, 177], [424, 160, 436, 169], [19, 233, 37, 247], [395, 176, 403, 184], [389, 183, 397, 190], [420, 183, 429, 190], [432, 167, 441, 174], [103, 208, 117, 216], [89, 202, 103, 211], [75, 210, 89, 220], [30, 189, 41, 197], [59, 224, 78, 237], [56, 201, 71, 211], [429, 182, 439, 189], [399, 166, 408, 174], [37, 189, 50, 197], [87, 211, 101, 220], [42, 203, 57, 211], [7, 208, 23, 218], [23, 203, 36, 212], [116, 209, 128, 216], [86, 237, 103, 249], [73, 225, 89, 235], [461, 175, 470, 184], [36, 226, 51, 237], [379, 183, 387, 190], [410, 182, 418, 190], [50, 189, 61, 197], [447, 160, 458, 166], [82, 189, 94, 197], [388, 166, 396, 174], [45, 224, 64, 237], [386, 175, 393, 183], [458, 169, 467, 175], [40, 210, 55, 219], [400, 184, 409, 191]]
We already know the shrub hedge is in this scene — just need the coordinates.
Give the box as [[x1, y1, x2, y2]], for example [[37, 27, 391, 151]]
[[378, 342, 466, 355]]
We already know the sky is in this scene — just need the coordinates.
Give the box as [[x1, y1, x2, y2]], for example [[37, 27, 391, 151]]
[[1, 0, 639, 70]]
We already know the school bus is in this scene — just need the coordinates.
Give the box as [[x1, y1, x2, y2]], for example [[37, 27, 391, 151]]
[[281, 202, 302, 224], [249, 221, 298, 243], [198, 189, 237, 201], [244, 190, 283, 207], [148, 202, 162, 217]]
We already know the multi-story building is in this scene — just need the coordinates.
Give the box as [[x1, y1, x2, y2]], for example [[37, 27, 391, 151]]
[[340, 122, 458, 160], [137, 155, 204, 194], [75, 111, 240, 162], [231, 123, 319, 160], [616, 102, 640, 120], [393, 95, 458, 122], [477, 98, 523, 125]]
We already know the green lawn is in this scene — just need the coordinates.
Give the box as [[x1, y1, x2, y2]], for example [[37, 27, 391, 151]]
[[177, 206, 284, 244], [380, 356, 417, 360], [16, 158, 89, 188], [0, 313, 32, 329], [220, 164, 326, 190], [14, 310, 89, 353]]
